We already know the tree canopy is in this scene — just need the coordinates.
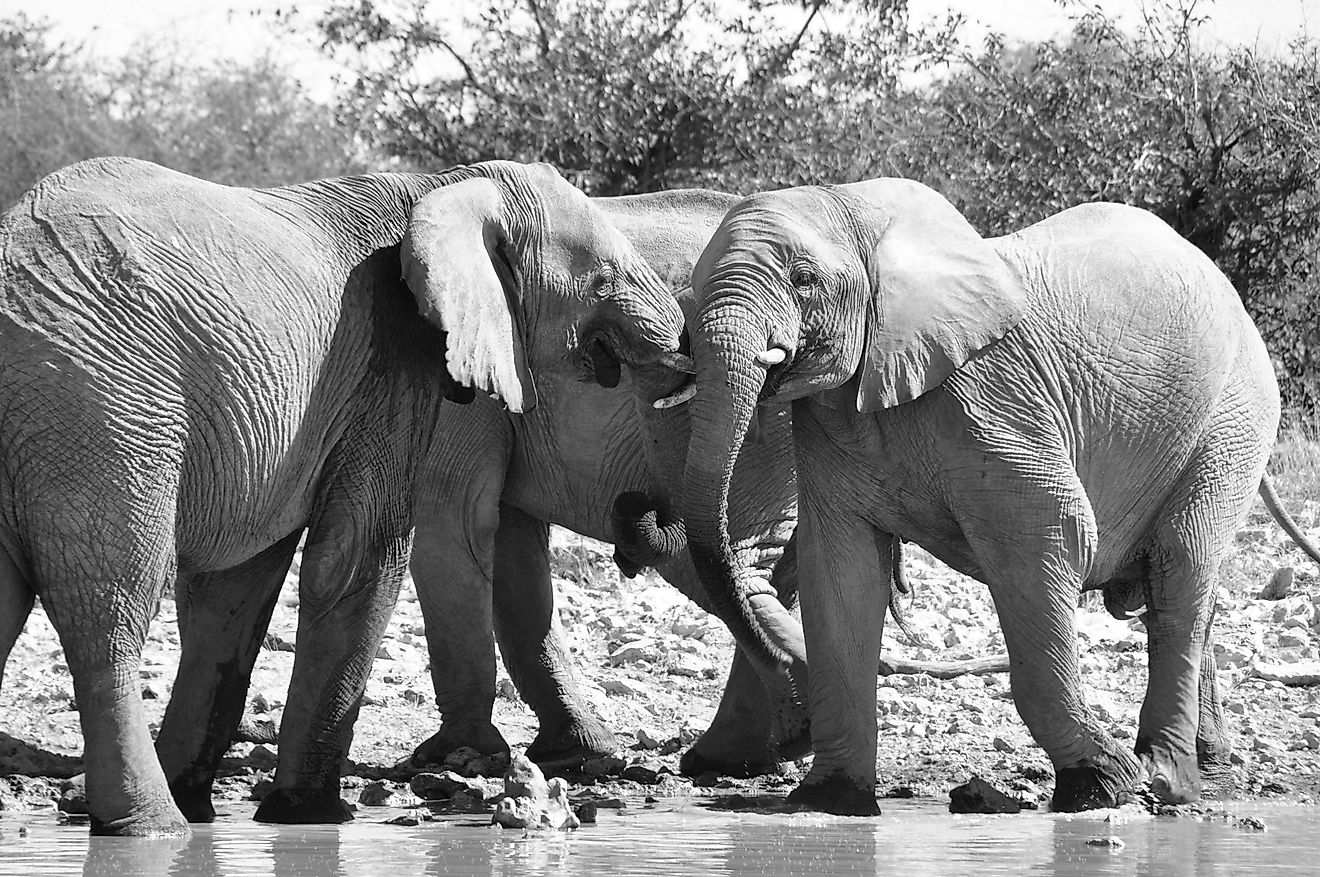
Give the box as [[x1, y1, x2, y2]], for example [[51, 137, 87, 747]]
[[3, 0, 1318, 418]]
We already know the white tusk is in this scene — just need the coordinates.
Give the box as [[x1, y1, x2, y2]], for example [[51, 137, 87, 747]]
[[1124, 605, 1148, 618], [755, 347, 788, 366], [653, 381, 697, 409]]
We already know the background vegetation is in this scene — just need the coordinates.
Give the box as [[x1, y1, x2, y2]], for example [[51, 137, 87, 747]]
[[2, 0, 1316, 420]]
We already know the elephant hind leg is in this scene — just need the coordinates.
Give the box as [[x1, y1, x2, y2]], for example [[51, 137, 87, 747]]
[[28, 513, 189, 835], [0, 544, 35, 690], [155, 530, 303, 822], [964, 495, 1141, 812]]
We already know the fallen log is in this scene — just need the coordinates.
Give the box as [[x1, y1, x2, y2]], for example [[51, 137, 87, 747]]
[[1249, 660, 1320, 686], [878, 653, 1010, 678]]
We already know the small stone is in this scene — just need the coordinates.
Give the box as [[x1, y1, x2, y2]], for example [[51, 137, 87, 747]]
[[581, 755, 627, 777], [992, 736, 1016, 753], [1260, 567, 1294, 600], [250, 776, 276, 801], [57, 785, 88, 815], [636, 728, 663, 749], [264, 632, 296, 652], [234, 717, 279, 745], [609, 639, 657, 665], [1279, 631, 1310, 649], [671, 619, 709, 639], [384, 813, 420, 826], [1086, 836, 1125, 848], [574, 800, 598, 823], [621, 765, 661, 784], [410, 770, 481, 801], [602, 678, 651, 697], [358, 780, 396, 806], [244, 744, 279, 771], [443, 746, 482, 772], [375, 644, 394, 660], [1302, 729, 1320, 750], [497, 678, 519, 700], [949, 776, 1021, 814], [503, 754, 549, 801], [141, 682, 163, 700]]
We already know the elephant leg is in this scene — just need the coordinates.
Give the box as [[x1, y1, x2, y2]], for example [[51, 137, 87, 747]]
[[1196, 626, 1233, 794], [409, 467, 507, 768], [254, 495, 412, 824], [155, 531, 302, 821], [965, 505, 1141, 812], [34, 523, 188, 835], [783, 476, 886, 816], [0, 545, 34, 689], [681, 531, 805, 777], [493, 505, 618, 768], [1137, 530, 1225, 803]]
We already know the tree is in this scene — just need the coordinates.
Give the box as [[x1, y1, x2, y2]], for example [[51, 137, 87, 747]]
[[302, 0, 953, 194], [892, 1, 1320, 418]]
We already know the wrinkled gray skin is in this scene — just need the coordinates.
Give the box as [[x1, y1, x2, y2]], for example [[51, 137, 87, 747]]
[[0, 157, 681, 835], [611, 180, 1296, 815], [405, 189, 810, 778]]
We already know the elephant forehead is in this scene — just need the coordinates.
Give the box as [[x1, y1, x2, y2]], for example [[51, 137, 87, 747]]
[[695, 204, 850, 287]]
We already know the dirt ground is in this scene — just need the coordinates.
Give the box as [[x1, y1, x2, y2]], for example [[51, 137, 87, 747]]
[[3, 443, 1320, 819]]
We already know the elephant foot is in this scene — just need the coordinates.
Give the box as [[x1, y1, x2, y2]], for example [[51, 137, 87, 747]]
[[1052, 750, 1142, 812], [786, 772, 880, 816], [254, 787, 354, 824], [1137, 740, 1201, 805], [89, 799, 190, 837], [410, 721, 510, 768], [526, 721, 618, 771], [679, 744, 780, 780], [168, 780, 217, 823], [1197, 740, 1235, 798]]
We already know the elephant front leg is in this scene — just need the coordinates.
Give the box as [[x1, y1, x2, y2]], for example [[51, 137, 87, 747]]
[[155, 531, 302, 821], [784, 485, 887, 816], [253, 523, 411, 825], [492, 505, 618, 768], [409, 506, 508, 768]]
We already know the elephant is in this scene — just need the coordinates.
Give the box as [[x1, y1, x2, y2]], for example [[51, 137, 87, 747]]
[[0, 156, 685, 834], [399, 187, 813, 778], [599, 178, 1313, 815]]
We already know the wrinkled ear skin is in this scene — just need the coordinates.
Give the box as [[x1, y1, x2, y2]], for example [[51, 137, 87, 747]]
[[835, 179, 1028, 413], [401, 178, 538, 413]]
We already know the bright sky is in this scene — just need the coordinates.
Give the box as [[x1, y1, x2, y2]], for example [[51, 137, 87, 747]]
[[6, 0, 1317, 72]]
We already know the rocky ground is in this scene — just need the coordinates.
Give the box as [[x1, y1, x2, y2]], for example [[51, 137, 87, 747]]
[[2, 440, 1320, 822]]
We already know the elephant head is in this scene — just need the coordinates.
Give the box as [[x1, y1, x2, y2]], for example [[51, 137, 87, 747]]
[[400, 161, 691, 413], [639, 179, 1027, 672]]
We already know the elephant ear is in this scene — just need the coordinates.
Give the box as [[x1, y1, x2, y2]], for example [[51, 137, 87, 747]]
[[839, 178, 1027, 412], [402, 177, 537, 413]]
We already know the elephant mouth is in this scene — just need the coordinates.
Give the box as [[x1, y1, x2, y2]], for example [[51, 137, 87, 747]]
[[756, 344, 793, 402]]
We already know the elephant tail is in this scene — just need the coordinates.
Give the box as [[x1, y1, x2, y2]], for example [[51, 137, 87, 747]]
[[1259, 474, 1320, 568]]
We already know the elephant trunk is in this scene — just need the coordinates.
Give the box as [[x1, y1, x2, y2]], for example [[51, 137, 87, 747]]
[[610, 490, 687, 571], [682, 301, 804, 673]]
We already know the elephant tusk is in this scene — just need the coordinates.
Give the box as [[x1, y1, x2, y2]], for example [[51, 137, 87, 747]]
[[653, 380, 697, 409], [658, 351, 696, 374], [1124, 605, 1148, 618], [755, 347, 788, 366]]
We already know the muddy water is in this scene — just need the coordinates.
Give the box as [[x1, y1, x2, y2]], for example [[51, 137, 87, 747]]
[[0, 800, 1314, 876]]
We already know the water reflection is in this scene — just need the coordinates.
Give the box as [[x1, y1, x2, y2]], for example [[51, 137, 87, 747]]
[[0, 801, 1312, 876]]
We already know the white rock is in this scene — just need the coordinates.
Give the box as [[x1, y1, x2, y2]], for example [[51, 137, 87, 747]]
[[602, 677, 651, 697]]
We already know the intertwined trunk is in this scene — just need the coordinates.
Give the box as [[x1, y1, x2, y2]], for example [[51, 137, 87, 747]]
[[681, 301, 800, 672]]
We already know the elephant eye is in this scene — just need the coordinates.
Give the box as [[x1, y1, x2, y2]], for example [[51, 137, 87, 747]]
[[789, 266, 818, 293], [592, 263, 618, 296]]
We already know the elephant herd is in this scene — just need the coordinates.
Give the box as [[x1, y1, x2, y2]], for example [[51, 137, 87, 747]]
[[0, 156, 1313, 835]]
